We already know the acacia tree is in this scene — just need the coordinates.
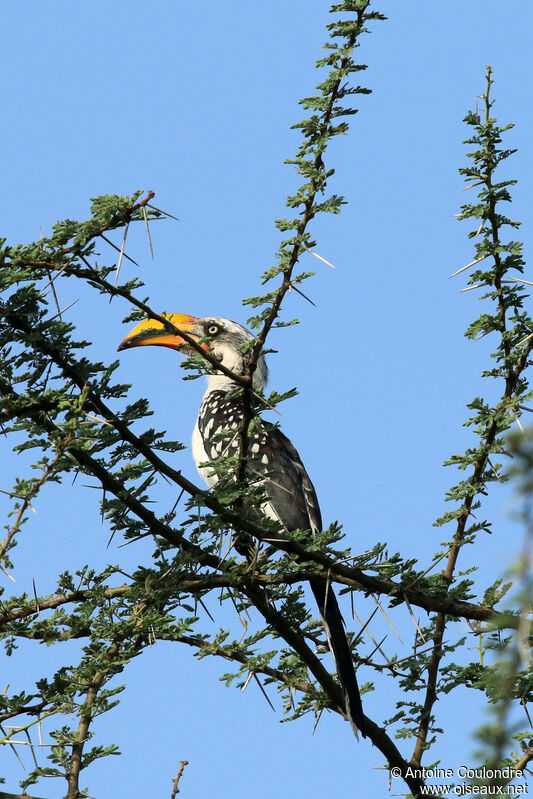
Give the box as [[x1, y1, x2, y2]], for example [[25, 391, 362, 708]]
[[0, 3, 532, 798]]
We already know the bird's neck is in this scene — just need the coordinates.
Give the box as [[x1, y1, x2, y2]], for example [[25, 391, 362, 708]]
[[202, 356, 267, 399], [204, 373, 239, 395]]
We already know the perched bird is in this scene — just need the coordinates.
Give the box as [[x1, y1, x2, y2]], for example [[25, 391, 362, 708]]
[[118, 313, 366, 737]]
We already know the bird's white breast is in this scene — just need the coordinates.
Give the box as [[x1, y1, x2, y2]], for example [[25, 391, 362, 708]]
[[192, 418, 217, 487]]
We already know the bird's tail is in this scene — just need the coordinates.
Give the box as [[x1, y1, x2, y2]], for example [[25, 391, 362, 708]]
[[309, 577, 366, 738]]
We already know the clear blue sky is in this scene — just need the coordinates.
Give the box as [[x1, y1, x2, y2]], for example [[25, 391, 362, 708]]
[[1, 2, 532, 797]]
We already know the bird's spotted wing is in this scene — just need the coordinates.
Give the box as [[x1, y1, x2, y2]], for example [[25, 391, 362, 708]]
[[247, 426, 323, 535], [196, 391, 321, 533]]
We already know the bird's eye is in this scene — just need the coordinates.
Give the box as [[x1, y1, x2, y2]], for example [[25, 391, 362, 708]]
[[206, 324, 220, 336]]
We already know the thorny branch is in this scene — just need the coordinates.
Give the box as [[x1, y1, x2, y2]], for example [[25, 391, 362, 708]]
[[236, 4, 373, 484], [0, 383, 426, 790], [0, 335, 511, 627], [0, 435, 72, 566], [171, 760, 189, 798], [411, 68, 533, 767]]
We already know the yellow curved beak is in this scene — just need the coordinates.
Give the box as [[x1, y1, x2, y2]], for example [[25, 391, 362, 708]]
[[117, 313, 202, 352]]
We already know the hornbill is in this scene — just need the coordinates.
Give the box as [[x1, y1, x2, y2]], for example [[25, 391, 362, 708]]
[[118, 314, 366, 737]]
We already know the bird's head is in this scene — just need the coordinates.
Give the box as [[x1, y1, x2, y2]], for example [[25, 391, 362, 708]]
[[118, 314, 268, 391]]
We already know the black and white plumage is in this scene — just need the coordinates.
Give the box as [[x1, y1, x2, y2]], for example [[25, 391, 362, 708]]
[[118, 314, 366, 738]]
